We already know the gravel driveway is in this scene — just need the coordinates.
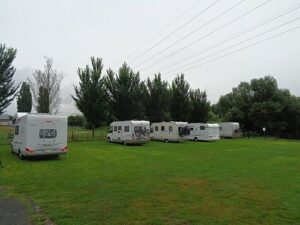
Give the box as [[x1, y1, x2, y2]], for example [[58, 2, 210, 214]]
[[0, 197, 32, 225]]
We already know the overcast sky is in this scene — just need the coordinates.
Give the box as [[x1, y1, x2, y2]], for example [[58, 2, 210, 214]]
[[1, 0, 300, 115]]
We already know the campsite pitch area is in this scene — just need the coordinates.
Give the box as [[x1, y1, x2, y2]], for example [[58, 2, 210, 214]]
[[0, 137, 300, 225]]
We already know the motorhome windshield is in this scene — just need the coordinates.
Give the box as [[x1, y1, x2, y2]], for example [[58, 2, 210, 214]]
[[178, 126, 190, 136], [108, 126, 113, 133], [134, 126, 142, 132]]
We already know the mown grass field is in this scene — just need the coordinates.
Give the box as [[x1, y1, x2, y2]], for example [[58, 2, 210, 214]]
[[0, 127, 300, 225]]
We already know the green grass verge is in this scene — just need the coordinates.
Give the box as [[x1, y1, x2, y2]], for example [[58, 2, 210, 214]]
[[0, 134, 300, 224]]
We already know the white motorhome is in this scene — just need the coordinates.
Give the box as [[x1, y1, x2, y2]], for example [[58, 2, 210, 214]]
[[188, 123, 220, 141], [11, 113, 68, 159], [219, 122, 241, 138], [107, 120, 150, 145], [150, 121, 190, 142]]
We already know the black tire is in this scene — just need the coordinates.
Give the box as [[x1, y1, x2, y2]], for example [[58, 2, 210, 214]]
[[18, 151, 24, 160], [165, 139, 169, 143], [194, 137, 198, 142]]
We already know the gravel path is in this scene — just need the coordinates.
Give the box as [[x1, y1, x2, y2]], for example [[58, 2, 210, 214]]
[[0, 197, 32, 225]]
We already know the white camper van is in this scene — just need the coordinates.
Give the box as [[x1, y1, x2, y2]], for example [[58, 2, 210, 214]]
[[107, 120, 150, 145], [11, 113, 68, 159], [150, 121, 190, 142], [188, 123, 220, 141], [219, 122, 241, 138]]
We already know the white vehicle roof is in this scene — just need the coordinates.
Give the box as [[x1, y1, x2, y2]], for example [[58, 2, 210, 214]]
[[15, 113, 67, 120], [220, 122, 239, 125], [15, 112, 28, 118], [189, 123, 220, 128], [110, 120, 150, 125], [152, 121, 188, 125]]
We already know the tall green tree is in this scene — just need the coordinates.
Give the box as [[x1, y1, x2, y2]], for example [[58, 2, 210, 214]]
[[17, 82, 32, 112], [249, 76, 280, 134], [105, 63, 146, 120], [189, 89, 210, 122], [145, 74, 170, 122], [170, 74, 191, 121], [72, 57, 108, 137], [0, 44, 19, 114], [214, 75, 300, 138]]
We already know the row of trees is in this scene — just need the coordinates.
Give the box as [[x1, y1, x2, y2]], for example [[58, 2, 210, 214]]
[[213, 76, 300, 138], [1, 43, 300, 139], [72, 57, 210, 136]]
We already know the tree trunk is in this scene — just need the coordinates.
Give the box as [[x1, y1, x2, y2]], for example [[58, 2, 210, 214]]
[[92, 126, 95, 138]]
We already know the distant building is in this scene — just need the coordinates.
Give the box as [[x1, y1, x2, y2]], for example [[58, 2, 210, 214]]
[[0, 114, 11, 126]]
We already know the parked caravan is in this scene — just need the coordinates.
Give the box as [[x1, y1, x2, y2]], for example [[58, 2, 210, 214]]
[[150, 121, 190, 142], [219, 122, 241, 138], [188, 123, 220, 141], [107, 120, 150, 145], [11, 113, 68, 159]]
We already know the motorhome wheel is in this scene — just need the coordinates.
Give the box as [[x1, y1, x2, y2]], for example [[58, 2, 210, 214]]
[[18, 151, 24, 160]]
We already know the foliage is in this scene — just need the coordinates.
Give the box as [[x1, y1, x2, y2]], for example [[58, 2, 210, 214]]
[[189, 88, 210, 122], [145, 73, 170, 122], [68, 115, 85, 127], [72, 57, 108, 137], [17, 82, 32, 112], [28, 57, 63, 114], [170, 74, 191, 121], [214, 76, 300, 138], [0, 44, 19, 114], [105, 63, 146, 120]]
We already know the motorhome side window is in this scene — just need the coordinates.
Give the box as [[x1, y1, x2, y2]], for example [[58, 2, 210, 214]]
[[15, 125, 19, 135], [161, 126, 165, 131], [124, 126, 129, 132], [39, 129, 57, 138], [200, 126, 206, 130], [189, 127, 194, 131], [114, 126, 117, 132], [118, 126, 122, 131], [155, 126, 158, 131], [169, 126, 173, 132]]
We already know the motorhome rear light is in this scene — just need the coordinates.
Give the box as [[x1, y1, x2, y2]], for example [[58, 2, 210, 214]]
[[61, 146, 68, 152], [25, 148, 34, 153]]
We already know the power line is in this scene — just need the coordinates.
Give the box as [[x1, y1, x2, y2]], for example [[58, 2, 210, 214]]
[[163, 25, 300, 79], [138, 0, 272, 71], [163, 17, 300, 75], [159, 4, 300, 74], [124, 0, 202, 60], [136, 0, 248, 68], [128, 0, 221, 64]]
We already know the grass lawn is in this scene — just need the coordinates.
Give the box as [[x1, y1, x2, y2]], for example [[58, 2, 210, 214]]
[[0, 135, 300, 224]]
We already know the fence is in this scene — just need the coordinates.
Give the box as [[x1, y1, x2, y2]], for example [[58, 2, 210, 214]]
[[68, 127, 108, 142]]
